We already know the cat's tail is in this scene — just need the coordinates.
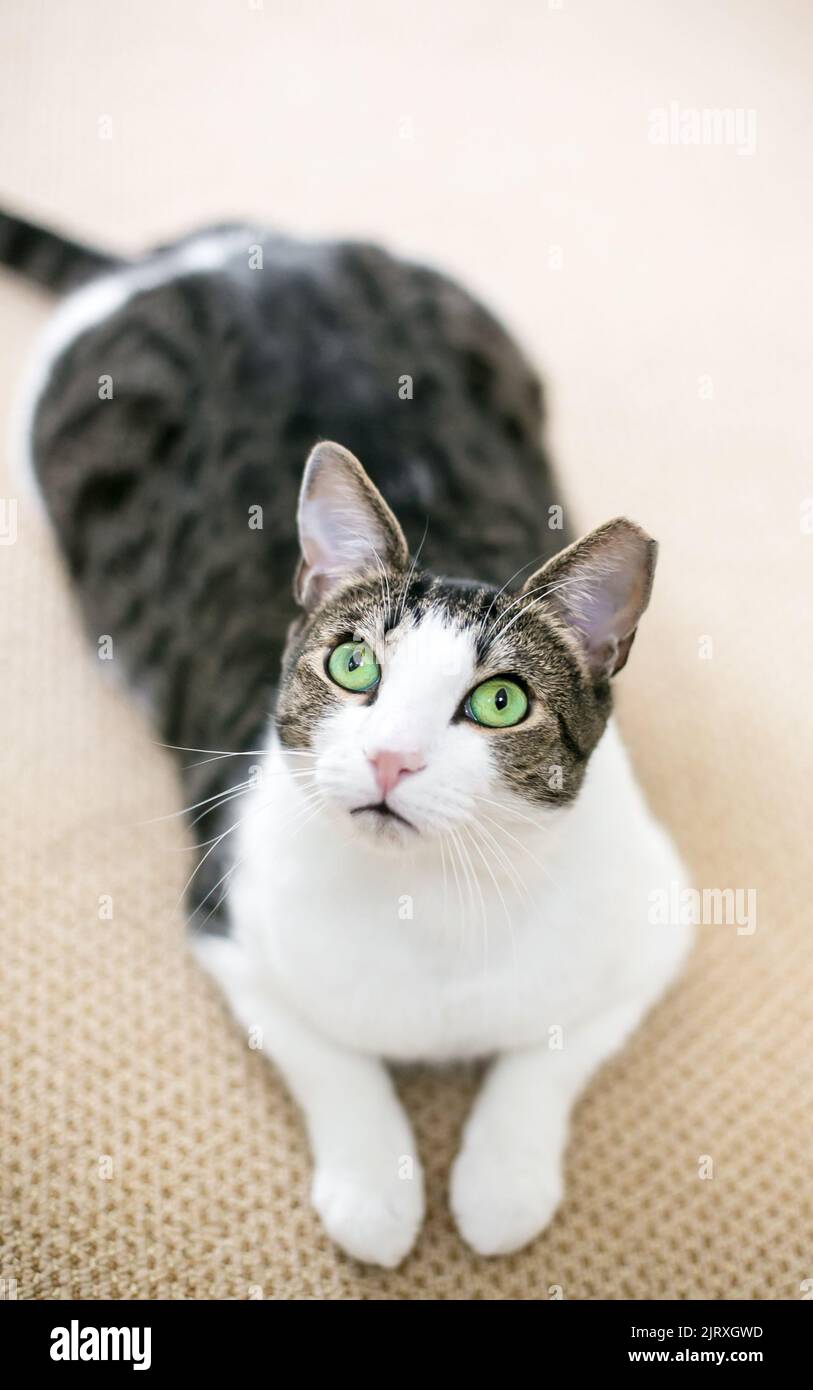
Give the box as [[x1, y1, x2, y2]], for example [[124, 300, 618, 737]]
[[0, 208, 125, 293]]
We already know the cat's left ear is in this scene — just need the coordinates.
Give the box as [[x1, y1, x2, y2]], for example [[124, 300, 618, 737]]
[[522, 518, 657, 679], [295, 441, 409, 610]]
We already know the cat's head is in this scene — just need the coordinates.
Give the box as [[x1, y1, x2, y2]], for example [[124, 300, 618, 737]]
[[276, 442, 656, 849]]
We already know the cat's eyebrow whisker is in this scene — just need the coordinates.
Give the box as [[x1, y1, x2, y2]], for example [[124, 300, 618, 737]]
[[481, 574, 585, 647], [477, 550, 553, 639], [369, 542, 393, 626], [488, 575, 584, 645], [395, 518, 429, 626], [487, 572, 583, 628]]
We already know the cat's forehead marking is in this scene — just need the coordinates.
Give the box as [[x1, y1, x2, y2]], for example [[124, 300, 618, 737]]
[[382, 576, 494, 635], [384, 604, 477, 680], [362, 607, 479, 743]]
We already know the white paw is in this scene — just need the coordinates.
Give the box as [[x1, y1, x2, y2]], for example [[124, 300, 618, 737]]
[[312, 1162, 425, 1268], [450, 1135, 563, 1257]]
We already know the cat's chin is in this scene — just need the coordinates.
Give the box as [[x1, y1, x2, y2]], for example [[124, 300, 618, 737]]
[[346, 804, 420, 851]]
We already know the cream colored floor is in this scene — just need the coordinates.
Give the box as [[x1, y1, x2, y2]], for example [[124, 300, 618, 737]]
[[1, 0, 811, 1299]]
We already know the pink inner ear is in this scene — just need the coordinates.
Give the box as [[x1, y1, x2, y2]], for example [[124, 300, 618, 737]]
[[549, 534, 653, 678], [301, 490, 380, 587], [296, 442, 410, 611], [302, 496, 347, 574], [578, 573, 632, 648]]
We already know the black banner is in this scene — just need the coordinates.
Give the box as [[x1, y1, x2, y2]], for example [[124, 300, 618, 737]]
[[3, 1297, 807, 1376]]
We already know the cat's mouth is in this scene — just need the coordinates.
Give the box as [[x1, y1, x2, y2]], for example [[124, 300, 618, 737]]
[[350, 802, 416, 832]]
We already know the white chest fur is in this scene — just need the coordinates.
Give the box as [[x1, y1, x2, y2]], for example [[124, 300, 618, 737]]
[[222, 720, 692, 1063]]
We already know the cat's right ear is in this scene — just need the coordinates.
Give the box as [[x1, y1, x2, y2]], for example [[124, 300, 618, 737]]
[[294, 442, 409, 611]]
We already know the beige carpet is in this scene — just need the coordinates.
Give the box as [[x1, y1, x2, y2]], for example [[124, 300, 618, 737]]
[[1, 0, 811, 1300]]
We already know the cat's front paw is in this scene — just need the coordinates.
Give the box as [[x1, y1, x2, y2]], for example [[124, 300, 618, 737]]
[[312, 1162, 425, 1269], [450, 1134, 563, 1257]]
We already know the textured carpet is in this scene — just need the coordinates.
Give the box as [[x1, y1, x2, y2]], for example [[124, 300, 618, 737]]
[[1, 0, 811, 1299]]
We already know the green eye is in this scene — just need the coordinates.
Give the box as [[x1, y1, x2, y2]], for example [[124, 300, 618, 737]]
[[327, 640, 381, 692], [465, 677, 528, 729]]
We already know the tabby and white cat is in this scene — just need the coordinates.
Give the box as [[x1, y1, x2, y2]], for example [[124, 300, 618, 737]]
[[3, 210, 693, 1267]]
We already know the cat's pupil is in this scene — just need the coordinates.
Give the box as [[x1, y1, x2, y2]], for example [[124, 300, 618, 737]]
[[349, 647, 364, 672], [495, 687, 508, 711]]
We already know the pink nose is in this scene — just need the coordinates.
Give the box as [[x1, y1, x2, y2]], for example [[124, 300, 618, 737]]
[[368, 748, 426, 799]]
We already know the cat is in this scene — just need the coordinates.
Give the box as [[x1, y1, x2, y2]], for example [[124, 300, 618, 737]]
[[2, 208, 693, 1267]]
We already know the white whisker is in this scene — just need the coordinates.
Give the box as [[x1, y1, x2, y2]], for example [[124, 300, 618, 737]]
[[455, 825, 488, 979], [396, 520, 429, 626], [466, 820, 519, 985], [477, 551, 552, 640], [472, 814, 532, 907], [482, 574, 585, 646], [472, 793, 551, 836]]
